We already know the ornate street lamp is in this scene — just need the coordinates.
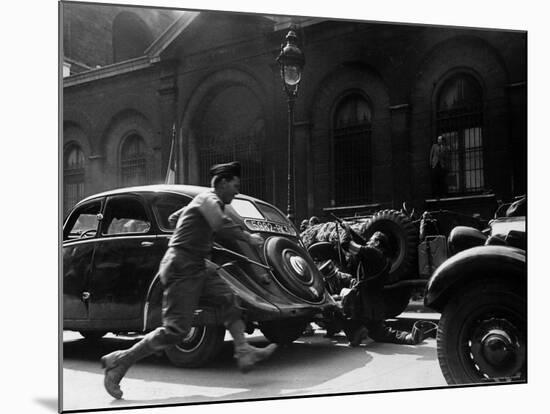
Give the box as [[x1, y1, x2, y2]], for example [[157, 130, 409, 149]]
[[277, 28, 305, 223]]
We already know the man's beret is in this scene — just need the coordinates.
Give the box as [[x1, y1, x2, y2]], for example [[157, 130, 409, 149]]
[[209, 161, 241, 179]]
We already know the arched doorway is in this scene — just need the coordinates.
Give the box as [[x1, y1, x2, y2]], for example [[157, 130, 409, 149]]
[[332, 92, 373, 205], [196, 85, 266, 198]]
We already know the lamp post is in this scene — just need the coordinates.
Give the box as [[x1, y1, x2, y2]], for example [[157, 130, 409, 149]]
[[277, 28, 305, 223]]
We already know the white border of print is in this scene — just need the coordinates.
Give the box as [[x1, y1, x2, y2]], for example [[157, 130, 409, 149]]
[[5, 0, 545, 413]]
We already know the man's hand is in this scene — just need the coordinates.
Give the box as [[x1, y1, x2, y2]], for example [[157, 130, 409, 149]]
[[248, 232, 264, 247]]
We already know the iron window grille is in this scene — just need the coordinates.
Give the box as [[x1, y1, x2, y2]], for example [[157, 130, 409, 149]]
[[199, 134, 266, 200], [436, 75, 485, 194], [120, 134, 147, 187], [332, 94, 372, 205], [63, 144, 85, 216]]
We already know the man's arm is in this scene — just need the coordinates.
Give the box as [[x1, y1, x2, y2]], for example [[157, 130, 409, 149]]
[[197, 194, 263, 245], [218, 217, 263, 245], [168, 208, 185, 226]]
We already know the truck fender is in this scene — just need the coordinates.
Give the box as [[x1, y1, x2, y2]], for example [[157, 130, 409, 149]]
[[424, 245, 525, 312]]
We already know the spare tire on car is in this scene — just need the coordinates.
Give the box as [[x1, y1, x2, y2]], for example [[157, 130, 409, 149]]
[[360, 209, 418, 284], [264, 236, 325, 303]]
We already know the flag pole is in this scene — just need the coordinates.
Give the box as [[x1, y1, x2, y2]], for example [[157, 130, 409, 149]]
[[165, 124, 177, 184]]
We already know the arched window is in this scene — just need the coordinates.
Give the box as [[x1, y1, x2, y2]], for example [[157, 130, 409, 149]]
[[64, 144, 85, 215], [436, 75, 484, 193], [120, 134, 147, 186], [333, 93, 372, 205], [112, 12, 153, 63]]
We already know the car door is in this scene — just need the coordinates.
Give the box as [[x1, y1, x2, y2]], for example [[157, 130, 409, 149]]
[[88, 193, 164, 328], [63, 198, 103, 322]]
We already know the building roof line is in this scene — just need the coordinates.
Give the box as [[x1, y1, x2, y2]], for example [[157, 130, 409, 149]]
[[63, 56, 151, 88], [64, 12, 201, 88], [144, 11, 200, 60]]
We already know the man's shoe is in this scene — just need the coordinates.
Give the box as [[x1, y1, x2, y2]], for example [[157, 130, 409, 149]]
[[100, 340, 154, 399], [348, 326, 369, 347], [406, 321, 438, 344], [235, 343, 278, 373], [101, 351, 131, 399]]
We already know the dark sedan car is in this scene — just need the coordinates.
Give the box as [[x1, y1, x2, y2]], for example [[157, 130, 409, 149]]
[[63, 185, 336, 367]]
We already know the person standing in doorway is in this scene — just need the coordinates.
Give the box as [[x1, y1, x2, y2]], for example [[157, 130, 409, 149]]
[[100, 161, 277, 400], [430, 135, 449, 197]]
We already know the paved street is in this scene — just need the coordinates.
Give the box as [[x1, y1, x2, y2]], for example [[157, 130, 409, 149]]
[[62, 311, 445, 412]]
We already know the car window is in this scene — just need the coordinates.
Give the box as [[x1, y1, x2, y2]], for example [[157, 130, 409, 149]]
[[64, 200, 102, 240], [229, 198, 264, 219], [102, 195, 151, 235], [151, 193, 192, 231], [255, 202, 288, 224]]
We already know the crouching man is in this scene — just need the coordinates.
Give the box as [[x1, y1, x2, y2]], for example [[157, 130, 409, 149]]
[[337, 231, 436, 346], [100, 161, 277, 399]]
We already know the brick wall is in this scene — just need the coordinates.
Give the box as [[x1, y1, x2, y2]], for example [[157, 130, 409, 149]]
[[62, 10, 527, 220]]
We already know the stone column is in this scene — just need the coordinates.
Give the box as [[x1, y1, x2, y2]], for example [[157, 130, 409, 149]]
[[87, 154, 106, 194], [507, 82, 527, 197], [157, 61, 178, 183], [293, 120, 312, 222], [389, 103, 411, 208]]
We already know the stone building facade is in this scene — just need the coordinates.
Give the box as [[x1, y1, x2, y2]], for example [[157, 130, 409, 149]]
[[62, 3, 527, 221]]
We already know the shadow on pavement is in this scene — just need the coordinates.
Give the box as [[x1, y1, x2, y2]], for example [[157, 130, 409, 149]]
[[63, 332, 374, 401], [63, 326, 440, 408]]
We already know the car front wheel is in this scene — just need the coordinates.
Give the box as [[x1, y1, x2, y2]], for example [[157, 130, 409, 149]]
[[164, 325, 225, 368], [437, 280, 526, 385]]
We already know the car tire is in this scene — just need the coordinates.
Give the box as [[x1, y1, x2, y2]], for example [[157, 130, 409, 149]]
[[360, 209, 418, 284], [265, 237, 325, 303], [259, 319, 308, 344], [164, 325, 225, 368], [79, 331, 107, 341], [437, 280, 526, 385]]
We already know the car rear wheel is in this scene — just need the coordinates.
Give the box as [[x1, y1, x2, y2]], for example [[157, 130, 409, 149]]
[[259, 319, 308, 344], [164, 325, 225, 368], [437, 280, 526, 385]]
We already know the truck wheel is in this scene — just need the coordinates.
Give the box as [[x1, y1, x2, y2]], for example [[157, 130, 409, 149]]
[[259, 319, 308, 344], [383, 287, 411, 318], [164, 325, 225, 368], [437, 280, 526, 385], [360, 209, 418, 283]]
